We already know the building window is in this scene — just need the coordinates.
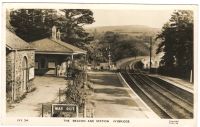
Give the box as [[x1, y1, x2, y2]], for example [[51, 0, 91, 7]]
[[48, 61, 56, 68], [35, 62, 39, 69]]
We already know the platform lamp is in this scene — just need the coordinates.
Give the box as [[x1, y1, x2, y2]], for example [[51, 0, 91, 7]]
[[149, 36, 152, 73], [106, 44, 111, 70]]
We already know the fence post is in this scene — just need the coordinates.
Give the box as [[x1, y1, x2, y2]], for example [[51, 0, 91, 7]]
[[190, 69, 193, 83], [51, 105, 52, 117], [83, 99, 85, 117], [83, 98, 87, 118], [59, 88, 60, 103], [92, 108, 94, 118], [41, 104, 43, 117]]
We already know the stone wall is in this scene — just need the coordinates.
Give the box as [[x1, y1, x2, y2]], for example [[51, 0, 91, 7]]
[[6, 49, 35, 102], [6, 51, 14, 102]]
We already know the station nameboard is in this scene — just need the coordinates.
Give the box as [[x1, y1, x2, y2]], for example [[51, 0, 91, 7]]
[[52, 104, 78, 117], [29, 67, 34, 80]]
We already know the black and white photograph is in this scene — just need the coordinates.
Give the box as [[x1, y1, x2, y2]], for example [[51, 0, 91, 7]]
[[1, 3, 198, 127]]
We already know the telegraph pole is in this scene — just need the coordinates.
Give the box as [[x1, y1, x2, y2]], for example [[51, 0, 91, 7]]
[[108, 44, 111, 69], [149, 37, 152, 73], [83, 53, 87, 118]]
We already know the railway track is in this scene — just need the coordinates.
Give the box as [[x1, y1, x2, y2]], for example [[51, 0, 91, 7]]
[[149, 76, 193, 104], [121, 70, 193, 119]]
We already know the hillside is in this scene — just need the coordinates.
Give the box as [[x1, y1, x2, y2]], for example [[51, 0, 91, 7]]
[[85, 25, 160, 37], [85, 25, 161, 63]]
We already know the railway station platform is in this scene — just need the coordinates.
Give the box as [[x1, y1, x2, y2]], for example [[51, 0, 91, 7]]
[[149, 74, 193, 93], [88, 71, 159, 118]]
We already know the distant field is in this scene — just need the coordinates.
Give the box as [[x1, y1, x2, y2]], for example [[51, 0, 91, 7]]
[[85, 25, 160, 36]]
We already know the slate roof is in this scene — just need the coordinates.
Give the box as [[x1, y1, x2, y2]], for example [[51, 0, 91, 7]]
[[6, 29, 33, 50], [30, 38, 86, 55]]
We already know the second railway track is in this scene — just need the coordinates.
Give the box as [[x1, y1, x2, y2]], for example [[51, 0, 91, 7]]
[[120, 70, 193, 119]]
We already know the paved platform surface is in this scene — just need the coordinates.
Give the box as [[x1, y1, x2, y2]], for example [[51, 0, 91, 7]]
[[150, 74, 193, 93], [6, 76, 66, 117], [88, 71, 159, 118]]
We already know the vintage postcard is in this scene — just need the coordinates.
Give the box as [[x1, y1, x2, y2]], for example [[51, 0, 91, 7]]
[[0, 3, 198, 127]]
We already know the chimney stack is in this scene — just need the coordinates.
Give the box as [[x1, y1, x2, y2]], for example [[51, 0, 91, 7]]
[[57, 29, 61, 40], [52, 26, 61, 41], [52, 26, 56, 40]]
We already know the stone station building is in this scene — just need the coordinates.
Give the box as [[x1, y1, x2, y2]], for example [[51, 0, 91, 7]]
[[6, 26, 87, 102], [6, 29, 35, 102], [30, 26, 87, 76]]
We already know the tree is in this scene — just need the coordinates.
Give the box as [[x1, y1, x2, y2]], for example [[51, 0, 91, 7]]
[[103, 31, 119, 43], [10, 9, 57, 42], [58, 9, 95, 47], [156, 23, 176, 68], [85, 39, 107, 64], [9, 9, 95, 47], [89, 31, 149, 63], [156, 10, 193, 78]]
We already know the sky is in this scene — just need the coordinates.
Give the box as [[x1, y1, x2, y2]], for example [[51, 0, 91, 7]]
[[85, 9, 174, 29]]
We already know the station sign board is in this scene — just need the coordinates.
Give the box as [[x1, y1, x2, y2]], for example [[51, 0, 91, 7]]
[[52, 104, 78, 117], [29, 67, 34, 80]]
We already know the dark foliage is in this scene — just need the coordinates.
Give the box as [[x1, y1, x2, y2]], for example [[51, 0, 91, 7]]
[[134, 61, 144, 69], [9, 9, 95, 47], [86, 31, 149, 64], [156, 10, 193, 79]]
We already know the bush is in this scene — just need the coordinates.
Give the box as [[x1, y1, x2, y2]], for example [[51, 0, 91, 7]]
[[134, 61, 144, 69]]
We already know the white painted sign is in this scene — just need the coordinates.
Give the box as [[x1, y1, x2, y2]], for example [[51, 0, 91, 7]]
[[52, 104, 78, 117], [29, 67, 34, 80]]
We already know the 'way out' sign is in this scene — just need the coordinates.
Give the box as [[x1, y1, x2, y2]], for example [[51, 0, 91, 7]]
[[52, 104, 78, 117]]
